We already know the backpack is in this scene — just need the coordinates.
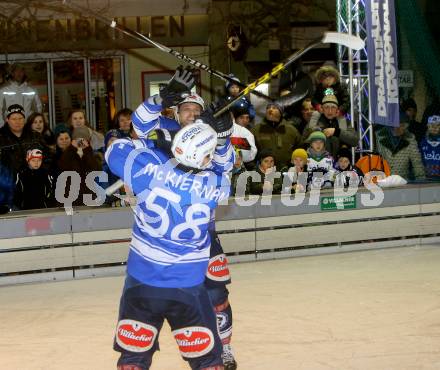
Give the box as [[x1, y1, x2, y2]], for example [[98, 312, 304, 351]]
[[355, 154, 391, 183]]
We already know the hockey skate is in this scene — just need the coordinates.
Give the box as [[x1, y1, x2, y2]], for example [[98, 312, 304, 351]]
[[222, 344, 237, 370]]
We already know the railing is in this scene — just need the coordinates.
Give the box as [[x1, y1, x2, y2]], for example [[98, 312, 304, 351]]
[[1, 184, 439, 285]]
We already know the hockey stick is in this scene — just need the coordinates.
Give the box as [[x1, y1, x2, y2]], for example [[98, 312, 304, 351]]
[[104, 32, 362, 196], [213, 32, 365, 117], [61, 0, 273, 101]]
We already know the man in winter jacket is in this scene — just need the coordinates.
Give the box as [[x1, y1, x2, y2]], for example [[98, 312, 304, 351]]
[[0, 64, 42, 126], [375, 113, 425, 181], [252, 102, 303, 167], [0, 104, 47, 206], [305, 94, 358, 158]]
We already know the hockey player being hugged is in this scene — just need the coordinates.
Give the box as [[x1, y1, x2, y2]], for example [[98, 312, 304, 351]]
[[130, 66, 238, 369], [107, 122, 235, 368], [305, 129, 335, 190]]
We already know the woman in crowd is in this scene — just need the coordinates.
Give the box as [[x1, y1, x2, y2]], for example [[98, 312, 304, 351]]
[[67, 109, 104, 152], [57, 126, 101, 206], [26, 112, 55, 149]]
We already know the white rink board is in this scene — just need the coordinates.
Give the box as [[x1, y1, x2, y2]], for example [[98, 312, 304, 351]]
[[1, 244, 440, 370]]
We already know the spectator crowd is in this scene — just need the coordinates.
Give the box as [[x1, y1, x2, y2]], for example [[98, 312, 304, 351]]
[[0, 63, 439, 213]]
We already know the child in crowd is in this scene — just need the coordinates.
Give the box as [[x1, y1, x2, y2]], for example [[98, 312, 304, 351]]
[[306, 130, 335, 189], [230, 148, 249, 196], [281, 148, 308, 193], [312, 65, 350, 114], [113, 108, 133, 136], [100, 129, 127, 206], [419, 115, 440, 180], [249, 149, 282, 195], [14, 148, 54, 210], [51, 125, 72, 181], [224, 75, 256, 121], [334, 147, 363, 187]]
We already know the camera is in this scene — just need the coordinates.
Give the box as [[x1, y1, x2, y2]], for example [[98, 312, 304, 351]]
[[76, 138, 86, 148]]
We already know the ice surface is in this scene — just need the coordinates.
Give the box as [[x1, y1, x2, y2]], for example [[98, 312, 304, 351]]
[[1, 245, 440, 369]]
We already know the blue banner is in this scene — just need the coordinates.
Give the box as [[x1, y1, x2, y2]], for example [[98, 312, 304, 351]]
[[365, 0, 400, 127]]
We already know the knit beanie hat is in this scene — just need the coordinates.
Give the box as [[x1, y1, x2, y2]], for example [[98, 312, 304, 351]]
[[306, 130, 327, 143], [336, 147, 352, 161], [258, 148, 275, 162], [26, 148, 43, 162], [291, 148, 308, 162], [266, 102, 284, 116], [322, 94, 339, 107], [54, 124, 71, 138], [6, 104, 25, 119]]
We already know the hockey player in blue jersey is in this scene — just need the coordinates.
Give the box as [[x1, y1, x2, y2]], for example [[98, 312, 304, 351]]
[[107, 67, 235, 370], [131, 67, 237, 369]]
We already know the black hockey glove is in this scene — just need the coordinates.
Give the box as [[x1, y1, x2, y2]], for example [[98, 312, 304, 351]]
[[199, 99, 234, 140], [157, 66, 195, 108], [147, 128, 176, 154]]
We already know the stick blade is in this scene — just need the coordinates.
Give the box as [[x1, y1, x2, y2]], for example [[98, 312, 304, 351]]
[[322, 32, 365, 50], [274, 88, 309, 109]]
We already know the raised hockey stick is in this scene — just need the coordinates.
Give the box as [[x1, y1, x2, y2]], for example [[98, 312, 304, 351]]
[[103, 32, 362, 196], [213, 32, 365, 117], [61, 0, 274, 101]]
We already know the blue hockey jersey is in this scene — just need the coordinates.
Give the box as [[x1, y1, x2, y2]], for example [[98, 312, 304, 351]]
[[106, 137, 232, 288], [420, 137, 440, 179], [131, 97, 234, 175]]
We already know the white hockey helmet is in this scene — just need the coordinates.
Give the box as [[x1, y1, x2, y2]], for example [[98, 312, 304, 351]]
[[171, 122, 217, 170], [177, 93, 205, 110]]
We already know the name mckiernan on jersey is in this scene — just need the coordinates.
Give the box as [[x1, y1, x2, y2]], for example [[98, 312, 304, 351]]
[[137, 162, 229, 202]]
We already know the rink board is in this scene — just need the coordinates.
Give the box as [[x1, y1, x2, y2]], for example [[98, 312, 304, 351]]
[[1, 185, 440, 285]]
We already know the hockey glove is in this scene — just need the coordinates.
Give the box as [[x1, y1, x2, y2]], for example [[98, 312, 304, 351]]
[[157, 66, 196, 108], [200, 99, 234, 140], [148, 128, 176, 154]]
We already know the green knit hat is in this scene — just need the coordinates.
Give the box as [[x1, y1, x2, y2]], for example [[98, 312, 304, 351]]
[[306, 130, 326, 143]]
